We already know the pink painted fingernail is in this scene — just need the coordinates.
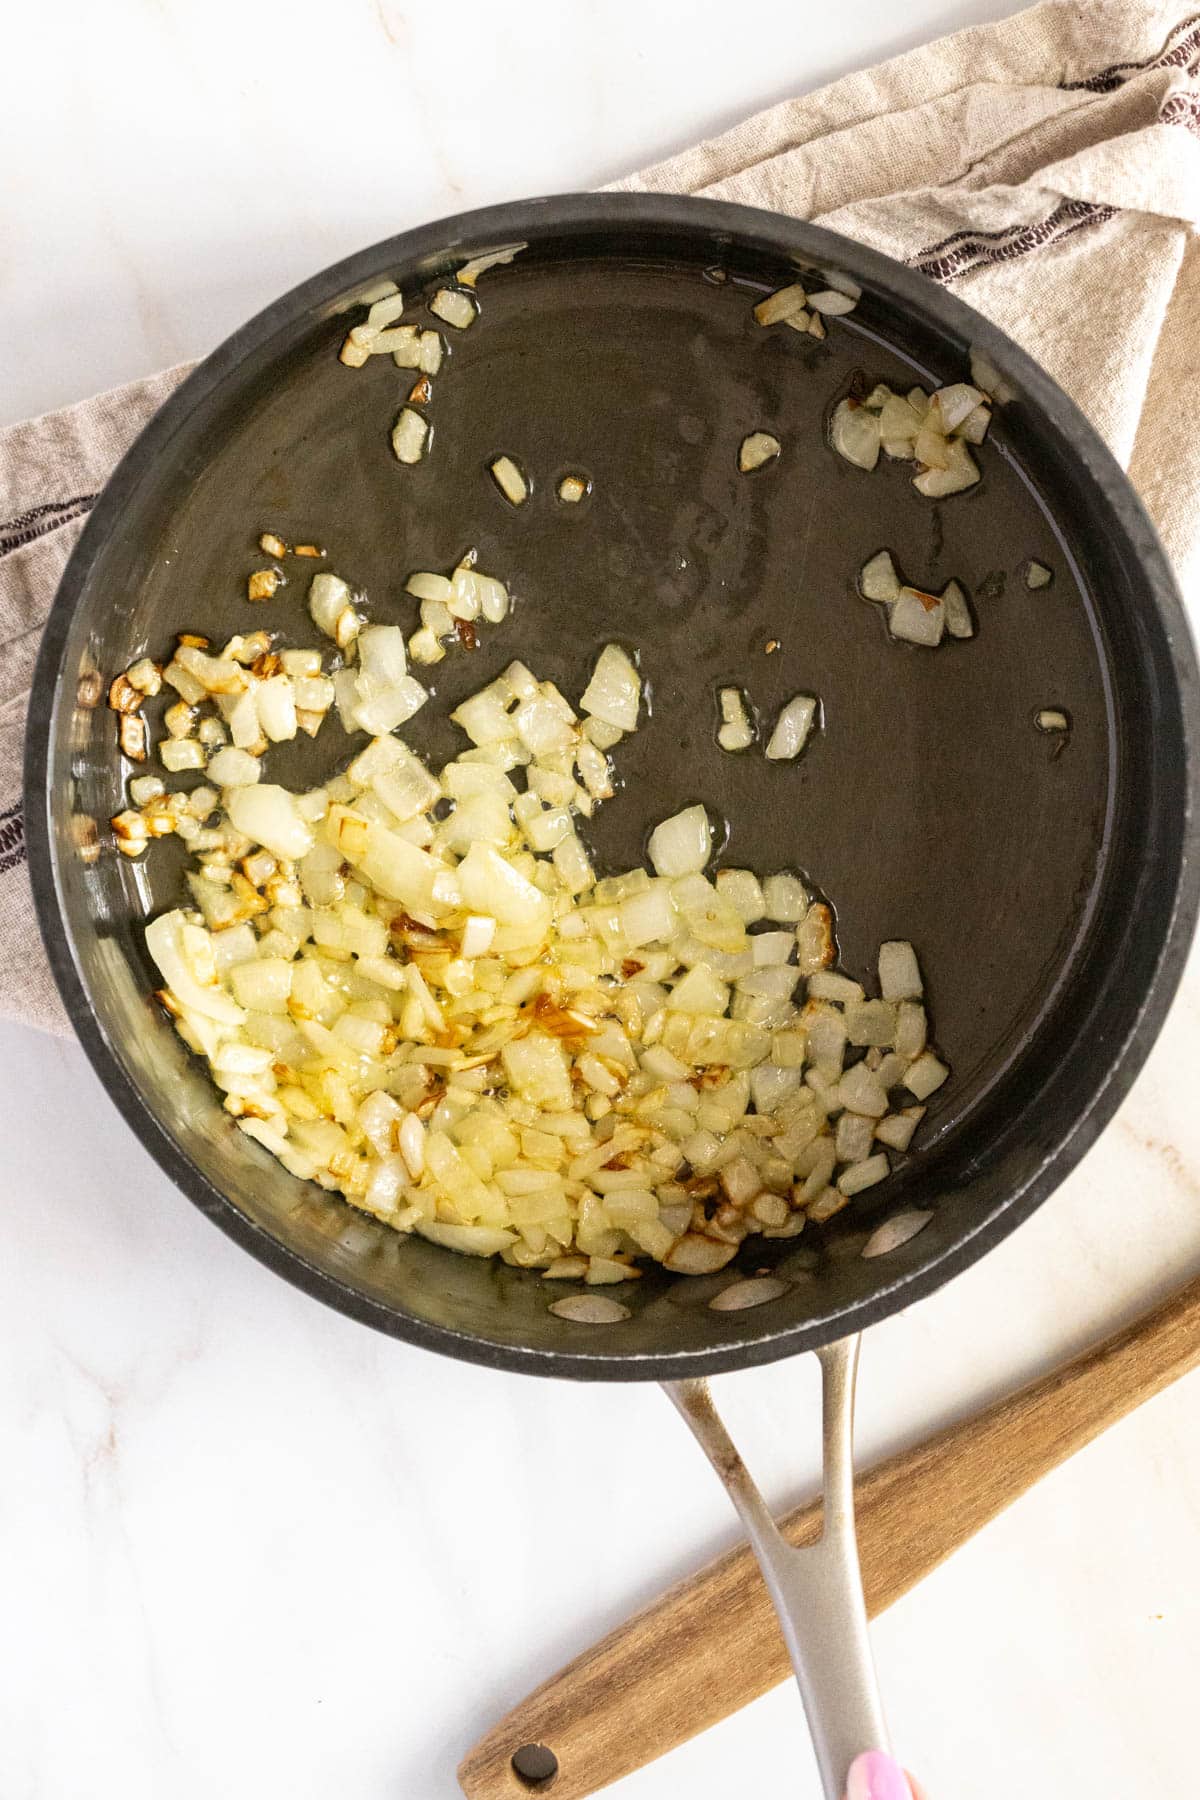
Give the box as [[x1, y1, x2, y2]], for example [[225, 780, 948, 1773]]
[[846, 1750, 913, 1800]]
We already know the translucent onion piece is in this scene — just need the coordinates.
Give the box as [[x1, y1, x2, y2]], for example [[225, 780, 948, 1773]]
[[648, 806, 712, 878], [387, 326, 420, 368], [830, 399, 880, 471], [930, 383, 984, 432], [160, 738, 203, 773], [356, 279, 399, 306], [549, 1294, 631, 1323], [145, 912, 246, 1025], [708, 1275, 789, 1310], [957, 403, 991, 444], [806, 289, 857, 316], [969, 349, 1018, 405], [580, 644, 640, 731], [762, 873, 808, 923], [490, 455, 528, 506], [717, 687, 754, 753], [862, 1208, 934, 1258], [941, 580, 974, 640], [429, 288, 477, 330], [225, 784, 314, 861], [913, 437, 979, 497], [392, 409, 430, 465], [860, 550, 901, 603], [904, 1052, 949, 1099], [664, 1235, 738, 1273], [457, 243, 526, 287], [717, 868, 766, 923], [765, 694, 818, 761], [914, 423, 951, 471], [308, 573, 354, 640], [417, 330, 444, 375], [753, 284, 808, 327], [738, 431, 781, 472], [889, 589, 945, 648], [878, 393, 923, 450], [366, 291, 405, 331], [878, 940, 922, 1001], [837, 1153, 889, 1196]]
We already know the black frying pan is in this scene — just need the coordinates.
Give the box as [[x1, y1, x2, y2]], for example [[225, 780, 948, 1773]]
[[26, 192, 1199, 1378], [23, 192, 1200, 1788]]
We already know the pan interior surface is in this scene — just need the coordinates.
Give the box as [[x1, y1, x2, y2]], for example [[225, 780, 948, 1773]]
[[31, 202, 1196, 1376]]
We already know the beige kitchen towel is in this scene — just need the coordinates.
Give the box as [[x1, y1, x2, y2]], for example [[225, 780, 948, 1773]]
[[2, 0, 1197, 1035]]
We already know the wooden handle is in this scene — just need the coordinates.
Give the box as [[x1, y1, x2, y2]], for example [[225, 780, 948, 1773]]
[[459, 1274, 1200, 1799]]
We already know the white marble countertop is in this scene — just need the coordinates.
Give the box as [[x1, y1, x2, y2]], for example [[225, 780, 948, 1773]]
[[4, 3, 1200, 1796]]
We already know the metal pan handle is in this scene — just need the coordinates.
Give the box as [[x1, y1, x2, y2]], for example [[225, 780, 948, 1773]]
[[665, 1335, 888, 1797]]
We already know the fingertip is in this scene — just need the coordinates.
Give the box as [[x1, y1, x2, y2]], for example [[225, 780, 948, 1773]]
[[846, 1749, 916, 1800]]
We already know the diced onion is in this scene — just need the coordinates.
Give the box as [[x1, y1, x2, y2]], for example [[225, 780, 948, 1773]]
[[386, 326, 420, 368], [160, 738, 205, 772], [648, 806, 712, 878], [549, 1294, 631, 1323], [904, 1052, 949, 1100], [824, 375, 989, 493], [417, 331, 443, 375], [941, 580, 974, 640], [419, 1221, 516, 1256], [738, 432, 781, 473], [878, 394, 923, 453], [145, 912, 246, 1025], [407, 571, 451, 603], [796, 903, 834, 972], [133, 531, 948, 1286], [889, 588, 945, 648], [762, 873, 807, 923], [257, 676, 297, 742], [878, 940, 922, 1001], [830, 399, 880, 471], [580, 644, 640, 732], [860, 550, 901, 603], [930, 384, 984, 432], [717, 687, 754, 753], [765, 694, 818, 761], [862, 1208, 933, 1257], [837, 1153, 889, 1195], [126, 658, 162, 696], [460, 914, 496, 958], [708, 1275, 789, 1311], [490, 455, 528, 506], [913, 437, 979, 497], [717, 869, 766, 923], [806, 290, 857, 316], [225, 785, 314, 861], [457, 242, 526, 287], [664, 1235, 738, 1274], [429, 288, 476, 330], [392, 409, 430, 464], [308, 573, 357, 643], [753, 284, 809, 328]]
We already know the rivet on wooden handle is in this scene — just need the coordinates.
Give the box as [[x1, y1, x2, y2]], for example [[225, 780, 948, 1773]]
[[458, 1274, 1200, 1800]]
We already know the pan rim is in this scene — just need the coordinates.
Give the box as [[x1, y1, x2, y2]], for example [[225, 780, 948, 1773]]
[[24, 191, 1200, 1380]]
